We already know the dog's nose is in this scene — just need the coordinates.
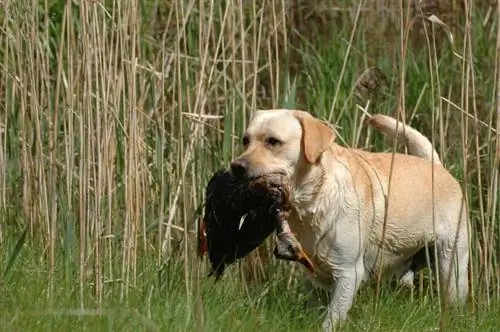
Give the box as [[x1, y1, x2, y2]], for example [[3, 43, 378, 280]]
[[231, 159, 248, 178]]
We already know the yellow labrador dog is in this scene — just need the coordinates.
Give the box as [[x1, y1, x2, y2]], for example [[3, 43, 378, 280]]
[[230, 109, 469, 330]]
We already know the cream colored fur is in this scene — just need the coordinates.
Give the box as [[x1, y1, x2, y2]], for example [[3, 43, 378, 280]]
[[231, 109, 469, 331], [367, 114, 442, 165]]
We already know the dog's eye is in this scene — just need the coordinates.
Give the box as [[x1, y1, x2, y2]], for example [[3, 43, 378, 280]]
[[242, 135, 250, 146], [266, 137, 282, 146]]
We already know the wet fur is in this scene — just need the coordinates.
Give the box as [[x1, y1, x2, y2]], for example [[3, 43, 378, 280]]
[[231, 110, 469, 331]]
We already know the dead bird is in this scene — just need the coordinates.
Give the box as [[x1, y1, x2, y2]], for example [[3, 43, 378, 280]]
[[199, 169, 314, 280], [274, 219, 314, 273]]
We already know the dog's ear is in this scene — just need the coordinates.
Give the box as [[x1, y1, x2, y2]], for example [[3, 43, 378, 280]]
[[294, 111, 336, 164]]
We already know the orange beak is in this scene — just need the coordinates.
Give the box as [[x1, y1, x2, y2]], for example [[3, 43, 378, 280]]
[[198, 217, 208, 257], [296, 248, 315, 273]]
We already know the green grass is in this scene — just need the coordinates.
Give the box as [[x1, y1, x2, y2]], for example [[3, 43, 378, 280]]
[[1, 249, 499, 332], [0, 0, 498, 331]]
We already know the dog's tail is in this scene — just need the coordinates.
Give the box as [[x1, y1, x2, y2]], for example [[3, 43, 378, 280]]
[[367, 114, 442, 165]]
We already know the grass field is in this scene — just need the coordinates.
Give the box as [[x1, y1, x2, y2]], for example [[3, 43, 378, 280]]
[[0, 1, 499, 331], [1, 249, 499, 331]]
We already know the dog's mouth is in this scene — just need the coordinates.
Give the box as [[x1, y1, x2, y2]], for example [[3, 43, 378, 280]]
[[247, 172, 292, 207], [245, 170, 289, 181]]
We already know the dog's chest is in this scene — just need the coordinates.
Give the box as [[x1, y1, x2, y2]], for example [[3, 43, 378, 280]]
[[288, 199, 370, 287], [288, 205, 335, 268], [287, 210, 340, 287], [287, 205, 318, 245]]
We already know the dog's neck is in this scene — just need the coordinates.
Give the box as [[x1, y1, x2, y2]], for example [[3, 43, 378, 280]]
[[292, 164, 324, 210], [287, 144, 349, 258], [291, 144, 345, 217]]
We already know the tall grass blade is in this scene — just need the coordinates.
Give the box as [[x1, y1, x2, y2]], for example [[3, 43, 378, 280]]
[[2, 226, 28, 279]]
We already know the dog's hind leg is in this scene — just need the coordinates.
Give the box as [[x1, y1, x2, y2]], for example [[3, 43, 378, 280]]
[[396, 262, 416, 288], [435, 225, 469, 307], [396, 244, 436, 288]]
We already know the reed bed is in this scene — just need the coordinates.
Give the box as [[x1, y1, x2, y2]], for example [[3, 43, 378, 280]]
[[0, 0, 498, 330]]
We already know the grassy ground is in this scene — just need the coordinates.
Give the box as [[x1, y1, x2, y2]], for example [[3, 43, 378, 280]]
[[0, 0, 499, 331], [1, 251, 499, 332]]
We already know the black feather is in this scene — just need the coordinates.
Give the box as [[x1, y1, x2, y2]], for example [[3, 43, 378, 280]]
[[203, 169, 287, 280]]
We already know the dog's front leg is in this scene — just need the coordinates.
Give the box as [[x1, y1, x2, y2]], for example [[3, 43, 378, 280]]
[[322, 259, 365, 331]]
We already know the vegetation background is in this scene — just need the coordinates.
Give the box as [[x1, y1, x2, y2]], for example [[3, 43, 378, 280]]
[[0, 0, 498, 331]]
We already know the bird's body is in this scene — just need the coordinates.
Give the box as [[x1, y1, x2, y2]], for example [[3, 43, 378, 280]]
[[200, 170, 291, 279]]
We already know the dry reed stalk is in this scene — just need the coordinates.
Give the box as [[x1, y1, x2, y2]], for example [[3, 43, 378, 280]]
[[0, 2, 11, 245], [51, 0, 68, 300], [25, 0, 51, 289], [329, 1, 364, 124], [419, 2, 455, 327], [465, 0, 489, 306], [79, 0, 92, 305], [161, 0, 195, 257], [418, 0, 442, 312], [495, 0, 500, 301], [373, 0, 413, 309]]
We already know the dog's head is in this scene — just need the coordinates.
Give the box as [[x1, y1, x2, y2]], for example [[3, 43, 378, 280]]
[[230, 109, 336, 180]]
